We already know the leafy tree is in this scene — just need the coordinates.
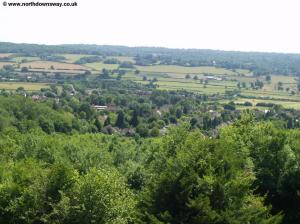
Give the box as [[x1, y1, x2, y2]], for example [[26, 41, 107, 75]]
[[266, 75, 271, 82], [136, 124, 149, 137], [139, 125, 282, 224], [190, 117, 198, 127], [104, 116, 111, 126], [94, 118, 102, 132], [130, 110, 139, 127], [115, 111, 126, 128], [67, 169, 137, 224], [21, 66, 29, 72], [39, 116, 55, 134], [150, 127, 160, 137]]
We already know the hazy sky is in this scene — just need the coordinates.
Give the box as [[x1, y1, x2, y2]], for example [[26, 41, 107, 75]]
[[0, 0, 300, 53]]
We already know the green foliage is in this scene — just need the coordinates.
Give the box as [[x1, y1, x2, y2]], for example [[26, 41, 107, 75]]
[[68, 169, 137, 224], [136, 124, 149, 137], [115, 111, 127, 128], [1, 98, 300, 224], [138, 124, 282, 224]]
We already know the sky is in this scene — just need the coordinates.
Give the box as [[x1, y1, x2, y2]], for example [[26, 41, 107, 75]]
[[0, 0, 300, 53]]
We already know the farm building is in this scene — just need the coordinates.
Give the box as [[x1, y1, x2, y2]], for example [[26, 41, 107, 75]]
[[92, 105, 108, 110]]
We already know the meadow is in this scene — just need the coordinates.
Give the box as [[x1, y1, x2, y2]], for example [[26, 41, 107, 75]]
[[0, 62, 14, 68], [20, 61, 88, 70], [13, 56, 40, 63], [84, 62, 119, 71], [0, 82, 50, 91], [0, 53, 14, 58], [225, 98, 300, 110], [107, 56, 135, 63], [56, 54, 94, 63], [55, 54, 136, 64], [135, 65, 246, 75]]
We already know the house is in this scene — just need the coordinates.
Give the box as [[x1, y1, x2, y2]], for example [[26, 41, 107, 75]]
[[135, 90, 152, 95], [31, 95, 47, 101], [92, 105, 108, 111], [156, 110, 162, 117], [209, 110, 218, 118], [205, 76, 223, 81]]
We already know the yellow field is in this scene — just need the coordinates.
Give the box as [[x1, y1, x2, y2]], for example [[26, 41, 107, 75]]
[[0, 53, 14, 58], [20, 61, 88, 70], [0, 82, 50, 91]]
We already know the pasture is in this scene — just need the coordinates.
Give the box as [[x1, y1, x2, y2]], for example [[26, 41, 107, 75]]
[[107, 56, 135, 63], [231, 98, 300, 110], [135, 65, 245, 75], [56, 54, 94, 63], [0, 53, 14, 58], [85, 62, 119, 71], [13, 56, 40, 63], [123, 69, 300, 109], [54, 54, 136, 64], [0, 82, 50, 91], [20, 61, 89, 71]]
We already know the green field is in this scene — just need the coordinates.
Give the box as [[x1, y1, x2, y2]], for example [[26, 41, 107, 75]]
[[0, 82, 50, 91], [122, 69, 300, 109], [229, 98, 300, 110], [85, 62, 120, 71], [13, 56, 40, 63], [107, 56, 135, 63], [56, 54, 94, 63], [136, 65, 245, 75]]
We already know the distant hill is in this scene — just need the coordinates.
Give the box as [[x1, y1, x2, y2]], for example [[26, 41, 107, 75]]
[[1, 42, 300, 75]]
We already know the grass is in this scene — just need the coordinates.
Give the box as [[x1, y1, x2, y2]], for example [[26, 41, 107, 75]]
[[56, 54, 94, 63], [136, 65, 246, 75], [232, 98, 300, 110], [107, 56, 135, 63], [124, 70, 239, 94], [20, 61, 89, 71], [85, 62, 119, 71], [0, 82, 50, 91], [124, 71, 300, 108], [13, 56, 40, 63], [27, 69, 87, 74], [55, 54, 136, 64]]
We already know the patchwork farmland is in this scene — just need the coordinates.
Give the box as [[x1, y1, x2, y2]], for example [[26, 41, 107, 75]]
[[0, 53, 300, 109]]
